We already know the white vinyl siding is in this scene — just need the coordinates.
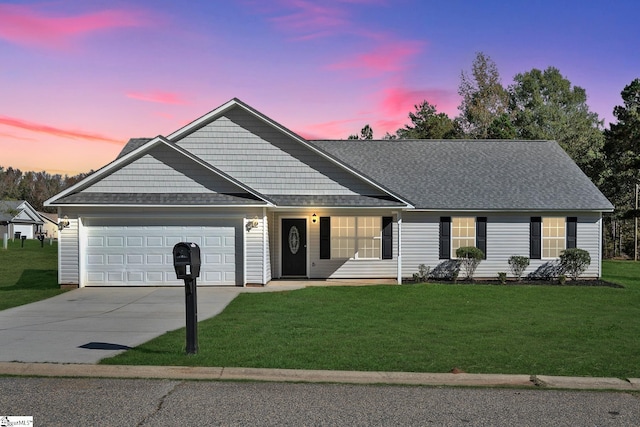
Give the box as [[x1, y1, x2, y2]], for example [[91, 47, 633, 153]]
[[273, 210, 397, 279], [59, 217, 79, 285], [402, 212, 603, 280], [245, 213, 271, 285]]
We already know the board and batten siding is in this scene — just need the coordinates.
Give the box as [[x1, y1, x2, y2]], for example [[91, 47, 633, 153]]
[[401, 212, 603, 279], [272, 210, 398, 279], [82, 144, 242, 194], [175, 107, 387, 197], [58, 216, 79, 285]]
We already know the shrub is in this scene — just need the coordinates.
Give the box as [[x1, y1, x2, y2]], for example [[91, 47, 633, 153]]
[[412, 264, 430, 283], [497, 272, 507, 285], [508, 256, 530, 281], [559, 248, 591, 280], [455, 246, 484, 280]]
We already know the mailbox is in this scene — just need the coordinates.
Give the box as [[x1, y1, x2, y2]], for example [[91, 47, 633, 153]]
[[172, 242, 201, 280]]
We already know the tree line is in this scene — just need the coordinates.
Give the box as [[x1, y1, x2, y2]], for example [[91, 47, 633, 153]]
[[348, 52, 639, 259], [0, 167, 92, 213]]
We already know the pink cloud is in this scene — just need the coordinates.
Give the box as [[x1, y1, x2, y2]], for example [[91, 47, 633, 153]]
[[380, 87, 455, 117], [328, 40, 424, 76], [127, 91, 187, 105], [0, 115, 122, 144], [302, 117, 363, 139], [0, 4, 149, 49], [268, 0, 349, 39]]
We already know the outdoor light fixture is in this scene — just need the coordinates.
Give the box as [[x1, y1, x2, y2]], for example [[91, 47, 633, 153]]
[[312, 213, 317, 223], [58, 215, 70, 230], [246, 216, 259, 231]]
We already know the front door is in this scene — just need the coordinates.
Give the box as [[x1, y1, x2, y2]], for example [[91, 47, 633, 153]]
[[281, 219, 307, 277]]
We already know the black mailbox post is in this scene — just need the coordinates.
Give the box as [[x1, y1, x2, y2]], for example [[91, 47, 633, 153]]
[[172, 242, 201, 355]]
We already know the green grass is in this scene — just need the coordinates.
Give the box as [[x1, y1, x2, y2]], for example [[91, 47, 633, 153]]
[[0, 238, 67, 310], [102, 260, 640, 378]]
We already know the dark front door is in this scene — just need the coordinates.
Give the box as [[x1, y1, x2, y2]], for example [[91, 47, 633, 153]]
[[282, 219, 306, 277]]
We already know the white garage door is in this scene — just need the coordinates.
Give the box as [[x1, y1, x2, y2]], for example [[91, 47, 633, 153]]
[[13, 224, 34, 239], [85, 225, 236, 286]]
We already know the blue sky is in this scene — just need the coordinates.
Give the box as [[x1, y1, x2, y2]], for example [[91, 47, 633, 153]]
[[0, 0, 638, 174]]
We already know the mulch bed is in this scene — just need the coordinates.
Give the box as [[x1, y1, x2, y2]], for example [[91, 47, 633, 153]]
[[403, 279, 623, 288]]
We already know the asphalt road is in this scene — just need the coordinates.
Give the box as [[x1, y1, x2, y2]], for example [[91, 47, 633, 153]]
[[1, 378, 639, 426]]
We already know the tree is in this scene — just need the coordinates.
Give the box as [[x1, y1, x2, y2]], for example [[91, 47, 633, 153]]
[[458, 52, 510, 138], [396, 100, 460, 139], [348, 124, 373, 140], [602, 78, 640, 257], [508, 67, 605, 181]]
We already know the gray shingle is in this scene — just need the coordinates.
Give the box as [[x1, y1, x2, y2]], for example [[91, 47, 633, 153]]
[[116, 138, 152, 158], [310, 139, 613, 211], [266, 195, 405, 207], [53, 192, 267, 205]]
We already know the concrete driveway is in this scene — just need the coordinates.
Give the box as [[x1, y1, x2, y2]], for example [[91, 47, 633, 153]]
[[0, 286, 301, 364]]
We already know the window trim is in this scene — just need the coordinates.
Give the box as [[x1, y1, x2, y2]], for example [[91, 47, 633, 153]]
[[320, 216, 392, 261], [439, 216, 487, 260], [531, 216, 576, 260]]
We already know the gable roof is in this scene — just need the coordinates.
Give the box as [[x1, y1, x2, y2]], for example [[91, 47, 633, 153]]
[[45, 99, 613, 212], [46, 136, 273, 207], [0, 200, 45, 224], [310, 139, 614, 211]]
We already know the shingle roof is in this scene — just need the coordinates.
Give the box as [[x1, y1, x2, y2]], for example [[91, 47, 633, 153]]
[[0, 200, 22, 222], [116, 138, 152, 158], [266, 195, 405, 207], [52, 192, 267, 206], [310, 139, 614, 211]]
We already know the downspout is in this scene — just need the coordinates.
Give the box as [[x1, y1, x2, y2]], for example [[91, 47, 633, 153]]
[[397, 212, 402, 284]]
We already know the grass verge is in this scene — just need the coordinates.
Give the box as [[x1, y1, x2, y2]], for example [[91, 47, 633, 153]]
[[102, 260, 640, 378], [0, 238, 66, 310]]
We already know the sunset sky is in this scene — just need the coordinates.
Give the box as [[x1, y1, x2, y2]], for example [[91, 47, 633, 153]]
[[1, 0, 639, 176]]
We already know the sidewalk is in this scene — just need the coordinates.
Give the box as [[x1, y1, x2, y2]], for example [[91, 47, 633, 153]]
[[0, 362, 638, 391]]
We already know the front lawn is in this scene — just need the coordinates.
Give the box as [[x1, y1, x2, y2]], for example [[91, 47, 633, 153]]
[[0, 238, 66, 310], [102, 260, 640, 378]]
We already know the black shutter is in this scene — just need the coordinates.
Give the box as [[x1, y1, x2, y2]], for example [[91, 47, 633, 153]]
[[476, 217, 487, 259], [382, 216, 393, 259], [567, 217, 577, 249], [439, 217, 451, 260], [530, 217, 542, 259], [320, 217, 330, 259]]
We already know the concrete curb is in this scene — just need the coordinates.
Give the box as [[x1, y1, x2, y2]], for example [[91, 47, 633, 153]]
[[1, 362, 638, 391]]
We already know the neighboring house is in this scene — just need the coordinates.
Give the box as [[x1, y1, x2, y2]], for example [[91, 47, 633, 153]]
[[45, 98, 614, 287], [0, 200, 45, 239], [38, 212, 59, 239]]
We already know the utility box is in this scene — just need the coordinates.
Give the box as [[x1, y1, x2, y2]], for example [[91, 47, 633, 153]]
[[172, 242, 201, 280]]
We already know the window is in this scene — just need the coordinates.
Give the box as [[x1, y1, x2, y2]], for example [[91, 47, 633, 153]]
[[330, 216, 381, 259], [542, 217, 566, 258], [530, 217, 576, 259], [439, 217, 487, 259], [452, 217, 475, 255]]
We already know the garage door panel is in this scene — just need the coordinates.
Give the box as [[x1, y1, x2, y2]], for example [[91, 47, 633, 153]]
[[85, 224, 236, 286], [107, 236, 124, 247], [127, 254, 143, 264], [107, 254, 124, 265], [127, 236, 143, 246]]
